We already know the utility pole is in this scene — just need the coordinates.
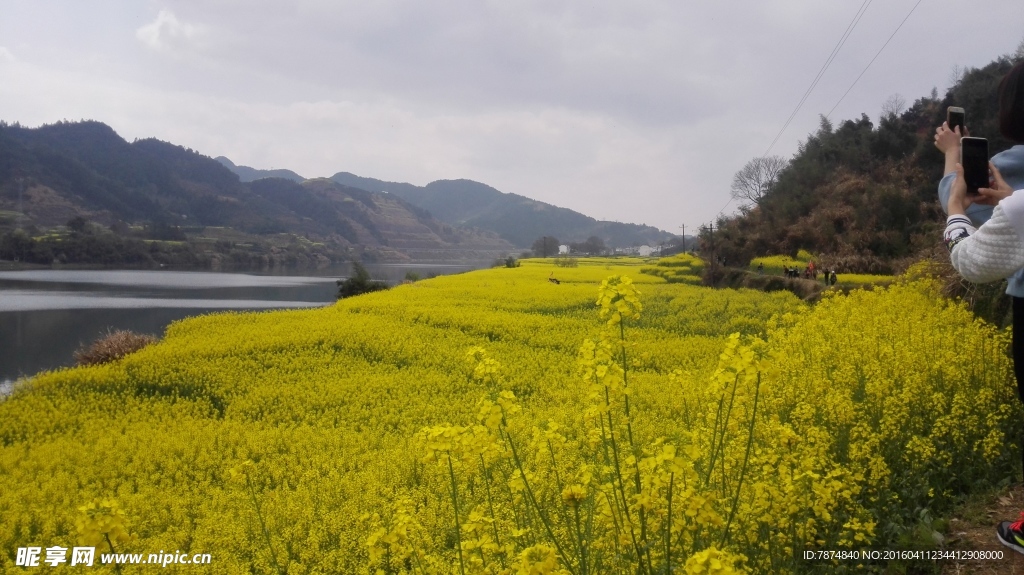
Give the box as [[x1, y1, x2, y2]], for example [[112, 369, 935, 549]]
[[679, 223, 685, 252], [707, 222, 716, 285]]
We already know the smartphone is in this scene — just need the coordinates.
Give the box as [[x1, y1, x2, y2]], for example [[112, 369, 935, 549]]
[[961, 137, 989, 194], [947, 106, 966, 134]]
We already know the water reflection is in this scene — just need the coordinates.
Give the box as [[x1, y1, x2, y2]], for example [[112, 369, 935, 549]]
[[0, 269, 337, 288], [0, 291, 330, 312], [1, 270, 337, 384], [0, 264, 483, 386]]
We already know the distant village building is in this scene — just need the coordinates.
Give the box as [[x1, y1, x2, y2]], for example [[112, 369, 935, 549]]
[[614, 245, 661, 257]]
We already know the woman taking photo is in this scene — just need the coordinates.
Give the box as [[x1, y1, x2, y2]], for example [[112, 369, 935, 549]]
[[939, 59, 1024, 553]]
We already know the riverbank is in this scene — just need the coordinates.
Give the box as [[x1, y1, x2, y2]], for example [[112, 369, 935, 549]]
[[0, 263, 490, 382]]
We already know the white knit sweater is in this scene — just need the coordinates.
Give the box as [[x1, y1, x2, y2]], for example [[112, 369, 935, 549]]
[[946, 191, 1024, 283]]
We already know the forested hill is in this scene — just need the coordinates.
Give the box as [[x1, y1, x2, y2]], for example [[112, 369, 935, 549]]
[[214, 156, 304, 183], [329, 172, 676, 248], [711, 52, 1023, 273], [0, 121, 513, 265]]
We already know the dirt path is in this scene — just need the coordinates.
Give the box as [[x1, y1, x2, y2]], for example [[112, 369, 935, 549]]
[[942, 485, 1024, 574]]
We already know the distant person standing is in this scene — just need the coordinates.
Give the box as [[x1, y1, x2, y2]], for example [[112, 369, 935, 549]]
[[757, 263, 764, 275], [829, 270, 837, 286]]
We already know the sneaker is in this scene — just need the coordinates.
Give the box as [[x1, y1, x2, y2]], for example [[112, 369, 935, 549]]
[[997, 512, 1024, 555]]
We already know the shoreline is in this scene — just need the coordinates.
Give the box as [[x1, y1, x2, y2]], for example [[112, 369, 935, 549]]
[[0, 259, 494, 273]]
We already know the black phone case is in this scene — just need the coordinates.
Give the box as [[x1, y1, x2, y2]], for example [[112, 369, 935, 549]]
[[962, 138, 989, 194]]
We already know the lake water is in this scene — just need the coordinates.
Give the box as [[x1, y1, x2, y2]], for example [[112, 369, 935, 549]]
[[0, 263, 480, 386]]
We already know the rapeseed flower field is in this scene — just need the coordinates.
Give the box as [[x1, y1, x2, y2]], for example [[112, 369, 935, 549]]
[[0, 258, 1018, 573], [639, 254, 704, 285], [748, 251, 816, 276]]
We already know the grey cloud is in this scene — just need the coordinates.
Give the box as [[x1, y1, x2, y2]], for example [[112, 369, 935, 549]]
[[148, 0, 752, 124], [4, 0, 1024, 232]]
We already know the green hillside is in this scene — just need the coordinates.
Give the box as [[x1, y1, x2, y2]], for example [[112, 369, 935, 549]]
[[0, 121, 514, 266], [214, 156, 305, 183], [330, 172, 676, 248], [709, 51, 1023, 273]]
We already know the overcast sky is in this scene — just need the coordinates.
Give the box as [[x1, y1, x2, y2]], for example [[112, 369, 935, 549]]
[[1, 1, 1022, 233]]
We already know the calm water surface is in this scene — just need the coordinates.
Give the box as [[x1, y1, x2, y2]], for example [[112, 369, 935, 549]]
[[0, 264, 479, 386]]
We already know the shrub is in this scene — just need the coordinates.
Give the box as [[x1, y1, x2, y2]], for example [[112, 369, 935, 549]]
[[337, 262, 390, 299], [553, 257, 579, 268], [74, 330, 157, 366]]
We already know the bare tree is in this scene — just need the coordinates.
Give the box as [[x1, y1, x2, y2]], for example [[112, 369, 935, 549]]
[[730, 155, 788, 206], [881, 93, 906, 119], [1015, 37, 1024, 63], [948, 64, 965, 88]]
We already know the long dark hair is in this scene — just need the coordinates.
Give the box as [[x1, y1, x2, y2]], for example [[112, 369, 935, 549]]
[[999, 60, 1024, 143]]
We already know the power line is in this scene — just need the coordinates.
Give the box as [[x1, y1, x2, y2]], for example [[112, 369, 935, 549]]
[[717, 0, 923, 222], [712, 195, 734, 221], [762, 0, 874, 158], [716, 0, 874, 220], [826, 0, 926, 120]]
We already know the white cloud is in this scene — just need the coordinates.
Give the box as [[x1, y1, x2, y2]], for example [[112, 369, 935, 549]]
[[0, 46, 15, 63], [136, 10, 203, 52]]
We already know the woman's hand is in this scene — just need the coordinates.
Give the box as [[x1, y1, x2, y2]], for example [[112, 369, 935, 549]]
[[975, 162, 1015, 205], [934, 122, 968, 154], [947, 163, 978, 216]]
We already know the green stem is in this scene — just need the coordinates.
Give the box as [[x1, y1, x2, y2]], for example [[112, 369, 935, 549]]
[[573, 503, 588, 575], [704, 394, 726, 487], [103, 534, 123, 575], [505, 430, 579, 575], [583, 496, 597, 569], [619, 321, 653, 572], [596, 418, 626, 545], [664, 472, 674, 574], [103, 533, 117, 556], [446, 454, 467, 575], [619, 321, 637, 449], [479, 454, 506, 568], [501, 465, 533, 545], [705, 373, 740, 495], [605, 388, 646, 572], [246, 476, 285, 575], [548, 439, 581, 566], [721, 372, 761, 547]]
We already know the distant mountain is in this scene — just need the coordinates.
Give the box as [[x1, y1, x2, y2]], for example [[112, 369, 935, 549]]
[[330, 172, 677, 248], [214, 156, 305, 183], [0, 121, 514, 263]]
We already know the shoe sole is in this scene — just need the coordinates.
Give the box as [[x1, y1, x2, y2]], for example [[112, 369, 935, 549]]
[[997, 531, 1024, 555]]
